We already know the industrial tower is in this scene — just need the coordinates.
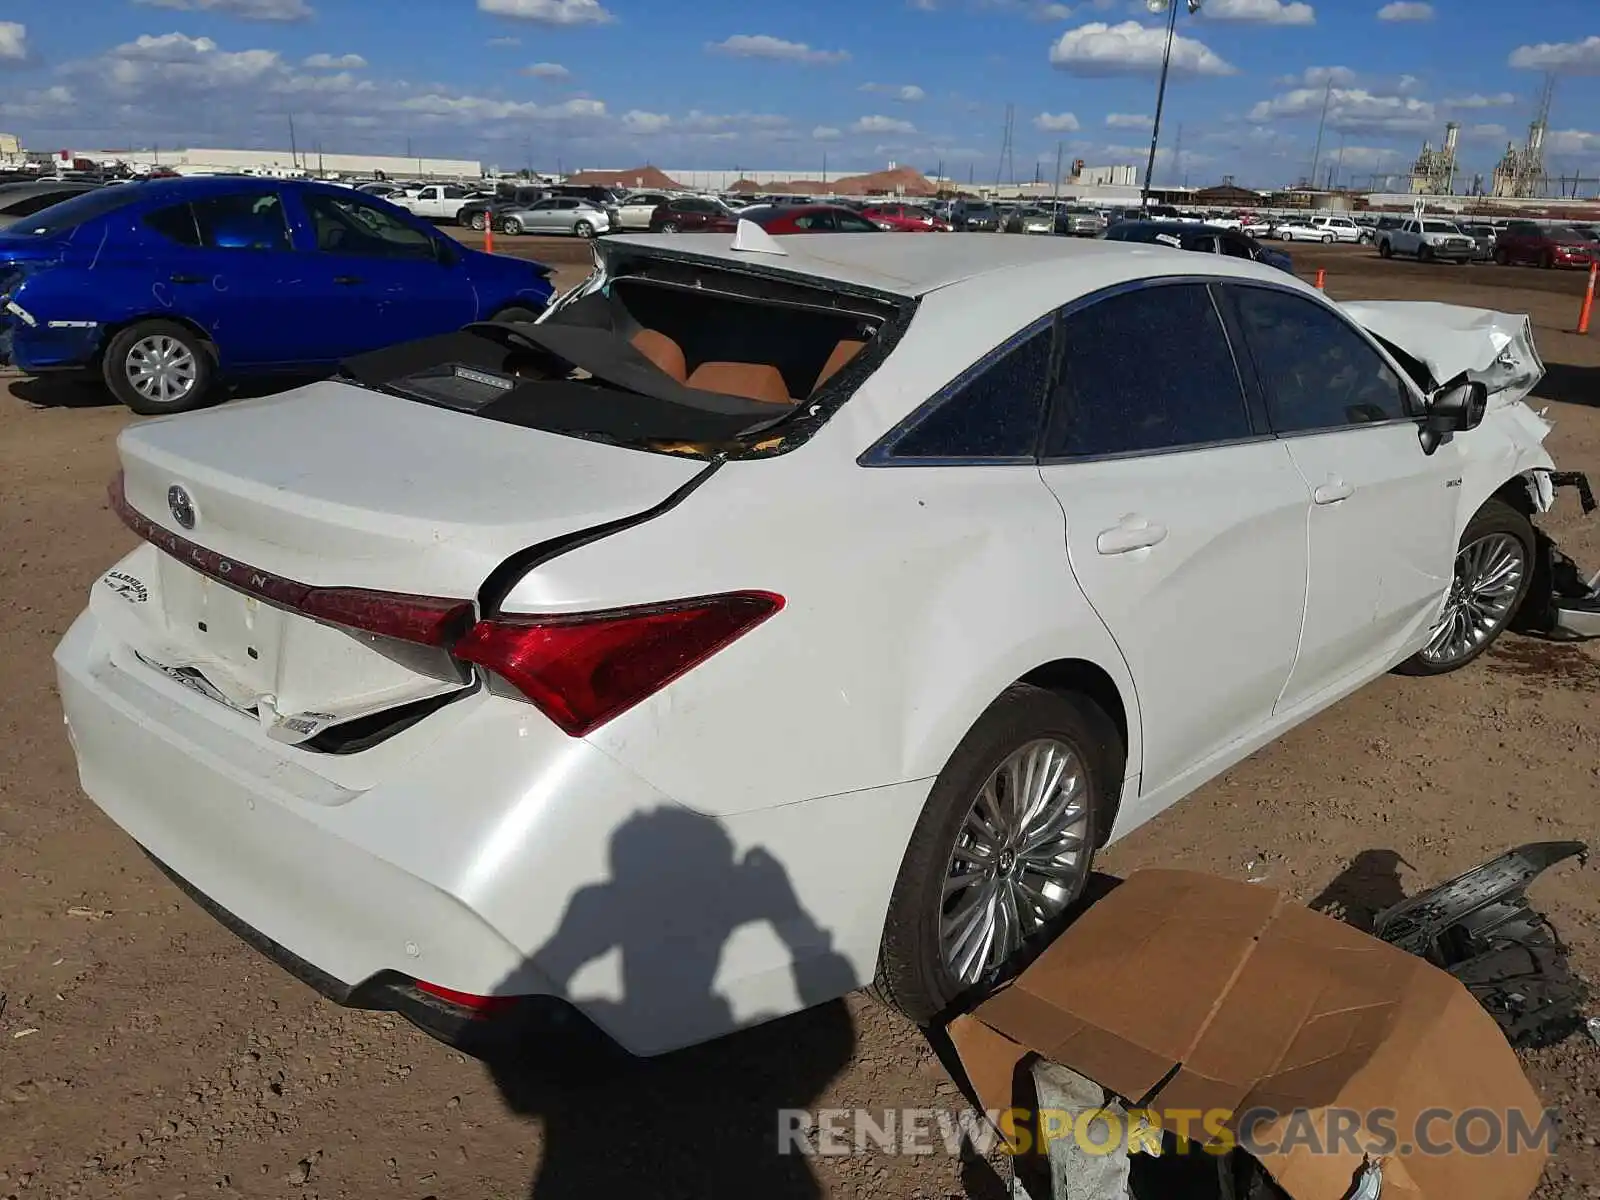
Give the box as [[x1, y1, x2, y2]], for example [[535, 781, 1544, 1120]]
[[1493, 74, 1555, 198]]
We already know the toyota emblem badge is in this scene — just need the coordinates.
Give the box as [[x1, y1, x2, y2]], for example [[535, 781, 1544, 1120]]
[[167, 485, 196, 530]]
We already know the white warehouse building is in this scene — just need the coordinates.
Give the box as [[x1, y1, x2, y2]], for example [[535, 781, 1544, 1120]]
[[77, 146, 482, 180]]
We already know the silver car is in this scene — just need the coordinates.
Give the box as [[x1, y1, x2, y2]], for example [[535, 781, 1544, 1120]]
[[497, 196, 612, 238]]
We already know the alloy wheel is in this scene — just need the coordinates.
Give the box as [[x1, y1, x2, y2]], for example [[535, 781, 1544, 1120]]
[[939, 738, 1091, 986], [1419, 532, 1526, 667], [124, 335, 197, 406]]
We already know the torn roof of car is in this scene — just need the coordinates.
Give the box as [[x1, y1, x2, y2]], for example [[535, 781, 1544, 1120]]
[[601, 230, 1281, 299]]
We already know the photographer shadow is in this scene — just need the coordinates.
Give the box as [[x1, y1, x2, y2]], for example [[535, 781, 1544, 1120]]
[[478, 806, 859, 1199]]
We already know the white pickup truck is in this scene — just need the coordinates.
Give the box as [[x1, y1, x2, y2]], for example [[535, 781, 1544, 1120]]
[[1377, 217, 1476, 263], [391, 184, 479, 224]]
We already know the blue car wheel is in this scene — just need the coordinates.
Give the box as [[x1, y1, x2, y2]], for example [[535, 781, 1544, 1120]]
[[102, 319, 215, 415]]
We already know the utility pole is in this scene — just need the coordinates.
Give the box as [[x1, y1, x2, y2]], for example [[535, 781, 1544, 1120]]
[[822, 150, 828, 188], [1171, 122, 1183, 190], [1309, 79, 1332, 188], [995, 103, 1015, 190], [288, 114, 299, 169], [1052, 142, 1063, 209], [1334, 133, 1346, 191]]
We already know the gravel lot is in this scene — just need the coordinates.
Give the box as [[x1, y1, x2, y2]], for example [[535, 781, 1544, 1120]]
[[2, 240, 1598, 1199]]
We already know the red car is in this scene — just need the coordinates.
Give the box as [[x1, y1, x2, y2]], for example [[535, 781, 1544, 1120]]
[[860, 203, 951, 232], [647, 196, 739, 234], [736, 204, 883, 234], [1494, 221, 1596, 269]]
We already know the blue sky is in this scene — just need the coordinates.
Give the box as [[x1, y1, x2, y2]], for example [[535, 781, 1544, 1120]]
[[1, 0, 1597, 187]]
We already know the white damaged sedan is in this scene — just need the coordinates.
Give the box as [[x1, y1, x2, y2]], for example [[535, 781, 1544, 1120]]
[[55, 226, 1595, 1056]]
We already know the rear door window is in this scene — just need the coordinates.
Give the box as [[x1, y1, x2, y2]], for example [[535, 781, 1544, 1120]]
[[302, 191, 435, 259], [192, 191, 291, 251], [143, 202, 201, 246], [1044, 283, 1254, 459]]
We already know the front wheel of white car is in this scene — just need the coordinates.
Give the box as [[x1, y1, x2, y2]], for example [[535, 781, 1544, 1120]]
[[873, 684, 1122, 1024], [1398, 499, 1535, 676]]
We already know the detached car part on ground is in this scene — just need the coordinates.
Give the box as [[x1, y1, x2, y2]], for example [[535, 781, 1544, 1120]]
[[0, 177, 555, 414], [55, 225, 1595, 1059]]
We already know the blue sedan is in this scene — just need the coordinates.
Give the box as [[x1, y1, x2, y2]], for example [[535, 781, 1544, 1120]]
[[0, 176, 556, 413]]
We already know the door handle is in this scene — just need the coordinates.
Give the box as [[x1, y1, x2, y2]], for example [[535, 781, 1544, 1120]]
[[333, 275, 364, 286], [1313, 477, 1355, 505], [168, 274, 207, 284], [1096, 517, 1169, 555]]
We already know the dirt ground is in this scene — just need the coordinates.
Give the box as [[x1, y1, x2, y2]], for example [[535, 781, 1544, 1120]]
[[2, 239, 1598, 1200]]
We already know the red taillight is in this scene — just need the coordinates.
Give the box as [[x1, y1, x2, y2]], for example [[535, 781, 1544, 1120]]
[[414, 980, 519, 1016], [454, 591, 783, 737]]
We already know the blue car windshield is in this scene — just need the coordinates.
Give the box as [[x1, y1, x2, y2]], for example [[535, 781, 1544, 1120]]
[[14, 186, 141, 238]]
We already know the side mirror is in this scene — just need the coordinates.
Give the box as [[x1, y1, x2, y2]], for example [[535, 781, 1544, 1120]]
[[1419, 379, 1488, 455]]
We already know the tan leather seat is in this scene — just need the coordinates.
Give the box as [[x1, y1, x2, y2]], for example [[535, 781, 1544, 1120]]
[[631, 329, 687, 382], [685, 362, 792, 406], [811, 339, 866, 394]]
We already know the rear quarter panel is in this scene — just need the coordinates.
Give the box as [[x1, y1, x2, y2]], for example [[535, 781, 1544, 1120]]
[[497, 427, 1139, 821]]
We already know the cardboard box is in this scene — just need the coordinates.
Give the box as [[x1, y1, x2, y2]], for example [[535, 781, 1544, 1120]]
[[947, 869, 1550, 1200]]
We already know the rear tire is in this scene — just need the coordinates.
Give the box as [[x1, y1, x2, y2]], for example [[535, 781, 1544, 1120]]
[[1322, 233, 1334, 244], [872, 684, 1122, 1024], [468, 212, 487, 232], [1396, 500, 1535, 677], [574, 220, 595, 239], [1494, 247, 1510, 266], [659, 221, 680, 233], [102, 319, 215, 415], [502, 217, 523, 235], [1379, 240, 1393, 259]]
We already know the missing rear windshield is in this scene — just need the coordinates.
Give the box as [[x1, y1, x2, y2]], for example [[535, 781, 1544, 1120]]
[[340, 251, 910, 460]]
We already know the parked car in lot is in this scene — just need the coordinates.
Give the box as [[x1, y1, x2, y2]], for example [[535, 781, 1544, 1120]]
[[459, 185, 545, 233], [733, 203, 882, 234], [0, 177, 554, 413], [392, 183, 481, 225], [1055, 207, 1107, 238], [1003, 207, 1056, 235], [1308, 216, 1363, 244], [648, 196, 739, 234], [615, 191, 677, 231], [1105, 220, 1294, 273], [950, 199, 1000, 231], [1459, 223, 1498, 262], [1268, 218, 1330, 242], [860, 203, 950, 232], [54, 231, 1589, 1058], [0, 180, 102, 231], [496, 196, 613, 238], [1494, 221, 1596, 269], [1377, 218, 1475, 263]]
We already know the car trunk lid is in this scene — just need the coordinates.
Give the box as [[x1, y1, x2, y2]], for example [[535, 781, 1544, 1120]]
[[106, 378, 708, 741]]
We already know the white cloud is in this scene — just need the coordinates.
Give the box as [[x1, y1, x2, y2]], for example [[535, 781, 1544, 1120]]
[[812, 125, 842, 140], [1033, 111, 1080, 131], [1049, 21, 1236, 77], [476, 0, 616, 26], [1545, 128, 1600, 156], [1104, 112, 1150, 128], [401, 94, 606, 122], [133, 0, 312, 19], [1249, 85, 1435, 135], [1203, 0, 1314, 26], [1038, 3, 1075, 16], [302, 52, 366, 69], [708, 34, 849, 64], [860, 82, 926, 101], [1376, 2, 1432, 20], [486, 36, 521, 46], [1464, 123, 1510, 143], [1275, 65, 1356, 87], [522, 61, 571, 78], [621, 110, 671, 133], [909, 0, 938, 9], [1509, 36, 1600, 74], [1444, 92, 1516, 109], [1396, 73, 1419, 92], [852, 114, 916, 134], [0, 21, 25, 62]]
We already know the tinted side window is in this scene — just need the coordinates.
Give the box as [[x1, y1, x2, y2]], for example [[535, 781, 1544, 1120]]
[[1220, 235, 1253, 260], [1044, 284, 1253, 458], [302, 192, 435, 260], [192, 192, 291, 251], [835, 211, 881, 232], [888, 327, 1051, 460], [143, 202, 201, 246], [5, 189, 86, 217], [1231, 286, 1410, 433]]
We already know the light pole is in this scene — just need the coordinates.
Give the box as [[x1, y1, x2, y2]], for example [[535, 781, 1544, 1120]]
[[1141, 0, 1202, 208]]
